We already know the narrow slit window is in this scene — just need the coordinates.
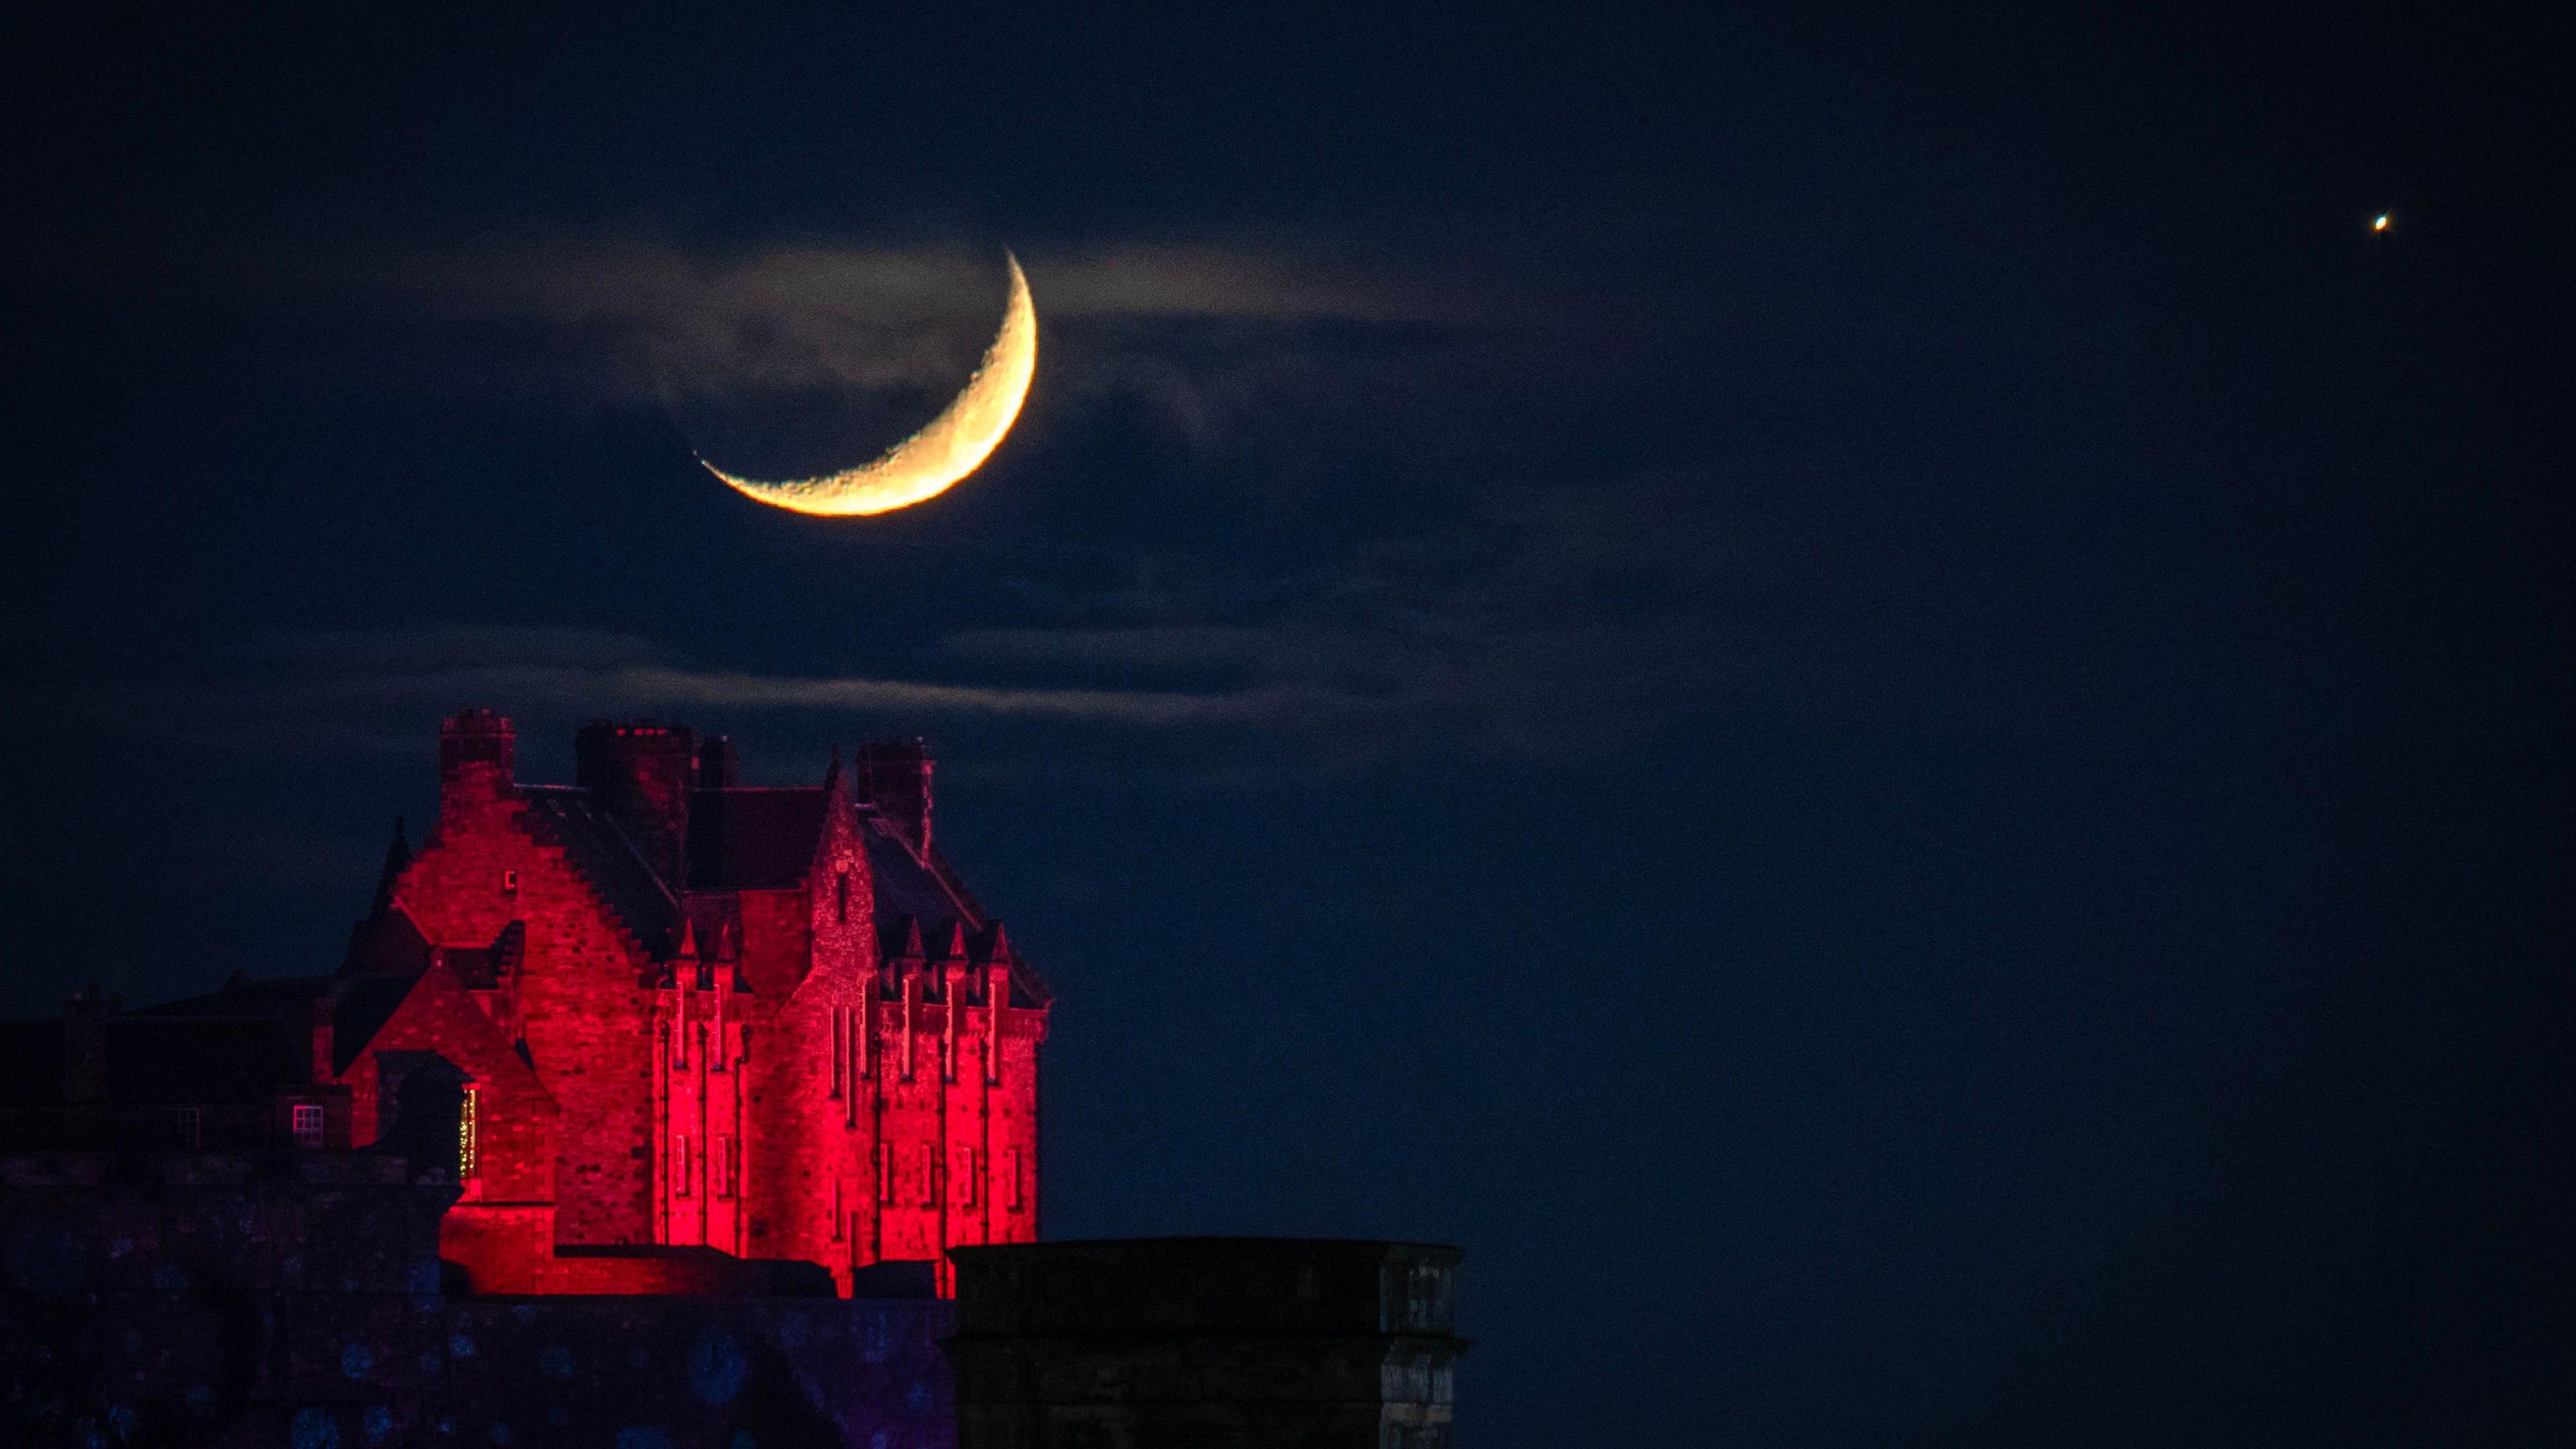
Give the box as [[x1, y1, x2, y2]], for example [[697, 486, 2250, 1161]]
[[877, 1143, 895, 1204], [457, 1089, 478, 1177], [1005, 1146, 1024, 1212], [502, 869, 518, 897], [674, 1134, 691, 1196]]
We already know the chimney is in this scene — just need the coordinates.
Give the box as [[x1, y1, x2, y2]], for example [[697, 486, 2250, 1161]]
[[696, 735, 739, 790], [576, 721, 696, 888], [437, 710, 517, 824], [857, 739, 934, 855]]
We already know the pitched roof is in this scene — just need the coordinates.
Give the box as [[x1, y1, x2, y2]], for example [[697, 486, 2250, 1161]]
[[519, 786, 682, 957], [684, 788, 826, 891], [331, 975, 420, 1075], [685, 788, 984, 926]]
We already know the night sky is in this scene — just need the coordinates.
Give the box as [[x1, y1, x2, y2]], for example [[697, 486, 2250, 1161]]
[[4, 5, 2570, 1443]]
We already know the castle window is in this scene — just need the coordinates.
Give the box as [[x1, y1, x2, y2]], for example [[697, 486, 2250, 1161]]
[[292, 1103, 325, 1148], [831, 1180, 844, 1240], [674, 1134, 692, 1196], [877, 1143, 895, 1205], [1005, 1146, 1024, 1212], [922, 1148, 940, 1208], [957, 1148, 978, 1209], [828, 1009, 843, 1099], [502, 869, 518, 897], [715, 1137, 734, 1199], [835, 869, 849, 923], [458, 1089, 479, 1177]]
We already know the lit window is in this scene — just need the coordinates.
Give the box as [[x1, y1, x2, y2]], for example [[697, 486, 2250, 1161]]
[[292, 1103, 326, 1148], [458, 1089, 478, 1177]]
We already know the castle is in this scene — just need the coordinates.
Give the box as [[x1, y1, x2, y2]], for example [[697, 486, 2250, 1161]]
[[0, 713, 1469, 1448], [136, 710, 1049, 1297]]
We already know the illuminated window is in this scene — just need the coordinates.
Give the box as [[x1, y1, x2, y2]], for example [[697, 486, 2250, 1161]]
[[292, 1103, 325, 1148], [458, 1089, 479, 1177]]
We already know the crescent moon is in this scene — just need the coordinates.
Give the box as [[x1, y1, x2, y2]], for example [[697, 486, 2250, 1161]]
[[699, 252, 1036, 517]]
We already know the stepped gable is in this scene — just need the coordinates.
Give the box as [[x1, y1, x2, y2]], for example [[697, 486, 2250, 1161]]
[[517, 784, 683, 958]]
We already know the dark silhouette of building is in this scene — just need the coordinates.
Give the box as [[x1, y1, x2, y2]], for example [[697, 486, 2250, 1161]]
[[0, 1132, 955, 1447], [947, 1240, 1466, 1448]]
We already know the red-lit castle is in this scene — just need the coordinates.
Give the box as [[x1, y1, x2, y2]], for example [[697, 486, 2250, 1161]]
[[253, 710, 1045, 1296]]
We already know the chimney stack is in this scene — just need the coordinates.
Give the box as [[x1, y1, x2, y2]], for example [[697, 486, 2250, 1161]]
[[576, 721, 696, 888], [437, 710, 517, 824], [696, 735, 739, 790], [856, 739, 934, 855]]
